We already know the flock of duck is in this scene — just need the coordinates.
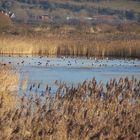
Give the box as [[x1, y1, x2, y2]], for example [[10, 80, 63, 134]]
[[0, 55, 140, 68]]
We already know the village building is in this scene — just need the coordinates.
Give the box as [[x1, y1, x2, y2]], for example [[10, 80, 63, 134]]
[[28, 14, 53, 23]]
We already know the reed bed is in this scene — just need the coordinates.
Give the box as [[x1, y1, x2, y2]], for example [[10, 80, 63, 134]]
[[0, 67, 140, 140], [0, 32, 140, 58]]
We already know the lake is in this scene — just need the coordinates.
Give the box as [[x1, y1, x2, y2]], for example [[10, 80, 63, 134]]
[[0, 55, 140, 94]]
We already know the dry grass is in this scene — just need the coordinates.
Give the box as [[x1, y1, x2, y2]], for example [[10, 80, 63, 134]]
[[0, 66, 140, 140], [0, 65, 19, 112], [0, 32, 140, 58]]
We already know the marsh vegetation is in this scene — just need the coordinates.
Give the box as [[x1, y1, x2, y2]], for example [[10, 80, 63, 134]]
[[1, 31, 140, 58], [0, 66, 140, 140]]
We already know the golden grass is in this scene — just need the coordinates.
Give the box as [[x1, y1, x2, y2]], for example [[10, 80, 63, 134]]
[[0, 67, 140, 140], [0, 66, 19, 139], [0, 65, 19, 111], [0, 32, 140, 58]]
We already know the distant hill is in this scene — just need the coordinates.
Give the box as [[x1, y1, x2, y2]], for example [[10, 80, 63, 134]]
[[0, 0, 140, 25]]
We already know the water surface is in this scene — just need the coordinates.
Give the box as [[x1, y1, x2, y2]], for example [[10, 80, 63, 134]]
[[0, 55, 140, 94]]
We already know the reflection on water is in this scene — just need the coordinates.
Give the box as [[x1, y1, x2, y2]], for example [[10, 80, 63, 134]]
[[0, 55, 140, 94]]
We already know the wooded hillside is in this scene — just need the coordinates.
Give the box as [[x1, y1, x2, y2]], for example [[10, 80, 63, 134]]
[[0, 0, 140, 24]]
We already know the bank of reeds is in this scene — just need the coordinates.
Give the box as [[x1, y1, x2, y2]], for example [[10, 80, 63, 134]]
[[0, 32, 140, 58], [0, 67, 140, 140]]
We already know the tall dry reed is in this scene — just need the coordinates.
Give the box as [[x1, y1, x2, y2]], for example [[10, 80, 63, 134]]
[[0, 65, 19, 110], [0, 71, 140, 140], [0, 32, 140, 58]]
